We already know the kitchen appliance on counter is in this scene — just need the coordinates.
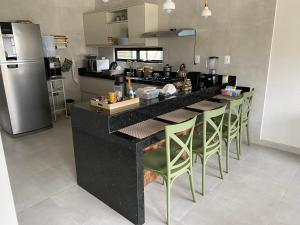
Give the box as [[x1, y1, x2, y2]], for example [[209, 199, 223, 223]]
[[177, 64, 187, 78], [96, 58, 109, 72], [84, 56, 109, 73], [143, 66, 153, 78], [102, 61, 124, 76], [84, 55, 97, 72], [44, 57, 62, 80], [114, 75, 126, 99], [136, 67, 144, 77], [207, 56, 219, 74], [0, 22, 52, 135], [163, 64, 172, 77]]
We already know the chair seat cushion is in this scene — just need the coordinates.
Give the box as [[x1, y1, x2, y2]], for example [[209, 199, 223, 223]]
[[211, 113, 239, 138], [144, 148, 185, 175], [144, 148, 167, 173]]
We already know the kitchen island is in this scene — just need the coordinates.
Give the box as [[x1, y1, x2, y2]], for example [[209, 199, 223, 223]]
[[71, 87, 225, 225]]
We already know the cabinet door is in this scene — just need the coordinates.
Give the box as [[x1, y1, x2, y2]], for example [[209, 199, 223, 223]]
[[128, 5, 146, 45], [80, 76, 114, 97], [107, 22, 128, 38], [83, 12, 108, 45]]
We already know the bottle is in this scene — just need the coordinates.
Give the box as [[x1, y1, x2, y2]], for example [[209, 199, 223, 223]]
[[128, 87, 134, 99], [126, 77, 135, 99], [114, 76, 126, 100]]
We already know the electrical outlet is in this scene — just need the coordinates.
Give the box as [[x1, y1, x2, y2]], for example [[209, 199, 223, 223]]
[[224, 55, 231, 65], [195, 55, 201, 64]]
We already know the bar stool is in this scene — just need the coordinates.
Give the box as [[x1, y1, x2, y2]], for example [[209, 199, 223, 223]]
[[222, 98, 244, 173], [240, 91, 254, 148], [144, 116, 197, 225], [192, 105, 227, 195]]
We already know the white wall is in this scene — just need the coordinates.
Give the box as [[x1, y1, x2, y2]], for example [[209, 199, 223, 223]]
[[0, 135, 18, 225], [261, 0, 300, 151], [0, 0, 97, 102]]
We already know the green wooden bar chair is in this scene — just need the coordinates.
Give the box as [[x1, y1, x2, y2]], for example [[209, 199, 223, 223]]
[[192, 105, 227, 195], [240, 91, 254, 150], [144, 116, 197, 225], [222, 98, 244, 173]]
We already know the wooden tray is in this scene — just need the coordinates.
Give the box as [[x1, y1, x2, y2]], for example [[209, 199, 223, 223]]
[[90, 98, 140, 111]]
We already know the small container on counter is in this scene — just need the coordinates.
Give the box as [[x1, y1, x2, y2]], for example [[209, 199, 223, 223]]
[[114, 75, 126, 98], [108, 92, 117, 104]]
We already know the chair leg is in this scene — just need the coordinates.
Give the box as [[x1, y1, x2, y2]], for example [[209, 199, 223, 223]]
[[226, 141, 230, 173], [194, 154, 198, 164], [166, 180, 171, 225], [236, 136, 240, 160], [217, 151, 224, 179], [246, 124, 250, 146], [188, 171, 196, 202], [201, 159, 206, 195], [239, 126, 243, 156]]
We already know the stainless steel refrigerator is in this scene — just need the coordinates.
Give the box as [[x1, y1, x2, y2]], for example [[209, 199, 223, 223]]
[[0, 22, 52, 135]]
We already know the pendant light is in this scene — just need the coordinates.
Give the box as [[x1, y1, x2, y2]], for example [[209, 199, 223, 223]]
[[163, 0, 176, 14], [201, 0, 212, 18], [102, 0, 109, 2]]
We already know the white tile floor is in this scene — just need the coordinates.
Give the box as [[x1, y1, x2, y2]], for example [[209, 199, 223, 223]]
[[2, 118, 300, 225]]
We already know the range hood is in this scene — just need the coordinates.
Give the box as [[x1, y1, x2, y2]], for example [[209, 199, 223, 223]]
[[142, 28, 196, 38]]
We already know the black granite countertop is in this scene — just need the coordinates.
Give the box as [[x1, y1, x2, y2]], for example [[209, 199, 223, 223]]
[[73, 86, 223, 134], [78, 68, 181, 87]]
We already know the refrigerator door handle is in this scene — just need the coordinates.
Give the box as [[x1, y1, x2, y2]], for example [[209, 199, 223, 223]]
[[7, 64, 18, 69]]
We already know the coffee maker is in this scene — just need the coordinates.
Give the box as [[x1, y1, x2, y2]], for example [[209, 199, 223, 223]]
[[44, 57, 62, 80], [207, 56, 219, 74]]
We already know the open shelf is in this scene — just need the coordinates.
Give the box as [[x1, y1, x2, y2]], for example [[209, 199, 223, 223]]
[[106, 9, 128, 24], [107, 20, 128, 25]]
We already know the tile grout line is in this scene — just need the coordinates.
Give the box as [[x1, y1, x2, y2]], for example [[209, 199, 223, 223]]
[[17, 183, 77, 216]]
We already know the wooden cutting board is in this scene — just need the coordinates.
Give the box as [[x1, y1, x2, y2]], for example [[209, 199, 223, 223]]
[[90, 98, 140, 111]]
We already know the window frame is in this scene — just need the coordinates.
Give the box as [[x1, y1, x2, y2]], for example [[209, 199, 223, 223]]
[[115, 47, 163, 63]]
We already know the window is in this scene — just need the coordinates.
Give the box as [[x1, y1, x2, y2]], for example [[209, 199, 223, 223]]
[[139, 49, 163, 62], [115, 48, 163, 63], [115, 49, 137, 61]]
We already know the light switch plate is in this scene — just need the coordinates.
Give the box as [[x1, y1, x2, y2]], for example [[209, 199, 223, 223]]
[[195, 55, 201, 64], [224, 55, 231, 65]]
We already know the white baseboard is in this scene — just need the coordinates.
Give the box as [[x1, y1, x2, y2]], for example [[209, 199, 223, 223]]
[[256, 139, 300, 156]]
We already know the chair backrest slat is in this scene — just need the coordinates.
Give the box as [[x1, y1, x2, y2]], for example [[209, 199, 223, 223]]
[[227, 98, 243, 136], [242, 91, 254, 123], [203, 105, 227, 155], [165, 116, 197, 178]]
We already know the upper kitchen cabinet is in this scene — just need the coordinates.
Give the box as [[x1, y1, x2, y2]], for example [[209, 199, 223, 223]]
[[83, 11, 108, 46], [128, 3, 158, 46], [106, 9, 129, 39], [83, 3, 158, 47]]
